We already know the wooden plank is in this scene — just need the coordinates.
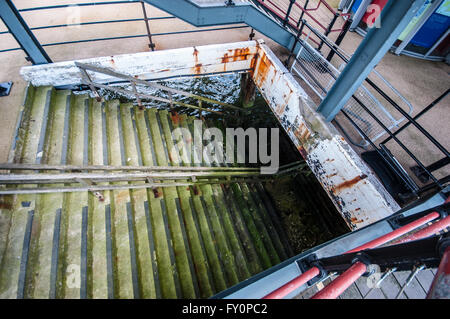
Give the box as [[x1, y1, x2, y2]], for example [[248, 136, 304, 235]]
[[0, 196, 14, 268], [19, 86, 51, 163]]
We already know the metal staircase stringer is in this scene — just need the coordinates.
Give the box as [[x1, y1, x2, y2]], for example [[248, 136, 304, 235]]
[[144, 0, 296, 50]]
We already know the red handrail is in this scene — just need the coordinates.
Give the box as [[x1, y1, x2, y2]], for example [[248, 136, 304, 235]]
[[262, 210, 441, 299], [312, 205, 450, 299], [311, 261, 367, 299]]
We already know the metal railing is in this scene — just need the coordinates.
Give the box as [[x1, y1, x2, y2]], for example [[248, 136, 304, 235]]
[[284, 17, 449, 203], [0, 0, 249, 55], [75, 62, 243, 115], [252, 0, 352, 49], [263, 198, 450, 299]]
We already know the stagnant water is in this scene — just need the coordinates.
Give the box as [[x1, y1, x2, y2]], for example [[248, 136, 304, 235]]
[[95, 73, 349, 254]]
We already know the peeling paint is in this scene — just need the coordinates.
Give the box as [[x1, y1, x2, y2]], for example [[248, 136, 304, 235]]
[[19, 40, 401, 230]]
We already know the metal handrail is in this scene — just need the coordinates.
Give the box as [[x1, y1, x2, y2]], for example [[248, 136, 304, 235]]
[[263, 199, 449, 299], [75, 62, 243, 114], [0, 1, 249, 53]]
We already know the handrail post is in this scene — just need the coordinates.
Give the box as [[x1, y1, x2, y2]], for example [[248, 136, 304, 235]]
[[317, 0, 427, 122], [326, 17, 352, 61], [284, 0, 296, 27], [0, 0, 52, 64], [318, 12, 339, 51], [140, 0, 155, 51]]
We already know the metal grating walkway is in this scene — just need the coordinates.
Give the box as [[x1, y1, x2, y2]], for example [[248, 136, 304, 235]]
[[0, 85, 294, 299]]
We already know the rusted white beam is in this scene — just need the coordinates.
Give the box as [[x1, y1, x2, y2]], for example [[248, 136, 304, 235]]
[[20, 41, 258, 86]]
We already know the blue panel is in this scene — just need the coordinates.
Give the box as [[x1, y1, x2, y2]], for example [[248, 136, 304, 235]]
[[411, 11, 450, 48], [352, 0, 364, 13]]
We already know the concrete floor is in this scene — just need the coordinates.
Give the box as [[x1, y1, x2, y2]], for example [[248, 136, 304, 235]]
[[0, 0, 449, 196]]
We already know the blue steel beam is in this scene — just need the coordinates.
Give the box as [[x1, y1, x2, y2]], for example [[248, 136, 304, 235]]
[[144, 0, 296, 49], [317, 0, 427, 122], [0, 0, 52, 64]]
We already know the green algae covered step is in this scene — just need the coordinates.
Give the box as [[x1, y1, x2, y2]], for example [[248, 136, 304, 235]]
[[0, 85, 293, 299]]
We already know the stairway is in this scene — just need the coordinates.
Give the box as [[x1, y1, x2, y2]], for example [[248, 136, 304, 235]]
[[0, 85, 293, 299]]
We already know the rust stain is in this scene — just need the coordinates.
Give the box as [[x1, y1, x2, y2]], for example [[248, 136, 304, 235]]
[[193, 47, 199, 62], [193, 63, 202, 75], [326, 172, 338, 178], [0, 201, 12, 210], [254, 52, 270, 87], [249, 52, 259, 76], [152, 187, 162, 198], [171, 111, 180, 125], [192, 47, 202, 74], [332, 174, 368, 194], [350, 217, 363, 224], [297, 145, 308, 159], [115, 189, 129, 203]]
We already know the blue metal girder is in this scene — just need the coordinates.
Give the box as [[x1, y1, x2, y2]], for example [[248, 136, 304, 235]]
[[0, 0, 52, 64], [144, 0, 296, 49], [317, 0, 427, 122]]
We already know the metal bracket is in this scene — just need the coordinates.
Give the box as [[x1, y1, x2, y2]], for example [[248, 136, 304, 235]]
[[388, 202, 449, 230], [296, 254, 328, 286], [0, 82, 13, 97], [74, 178, 105, 201]]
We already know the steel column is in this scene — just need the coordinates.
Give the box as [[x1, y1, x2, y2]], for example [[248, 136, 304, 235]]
[[317, 0, 427, 122], [0, 0, 52, 64]]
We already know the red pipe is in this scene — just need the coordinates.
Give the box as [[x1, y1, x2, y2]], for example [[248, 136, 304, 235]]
[[346, 212, 440, 253], [311, 204, 449, 299], [311, 262, 367, 299], [262, 209, 441, 299], [393, 215, 450, 245], [427, 247, 450, 299], [262, 267, 320, 299]]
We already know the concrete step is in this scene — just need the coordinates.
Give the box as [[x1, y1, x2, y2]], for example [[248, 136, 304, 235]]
[[0, 86, 291, 299]]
